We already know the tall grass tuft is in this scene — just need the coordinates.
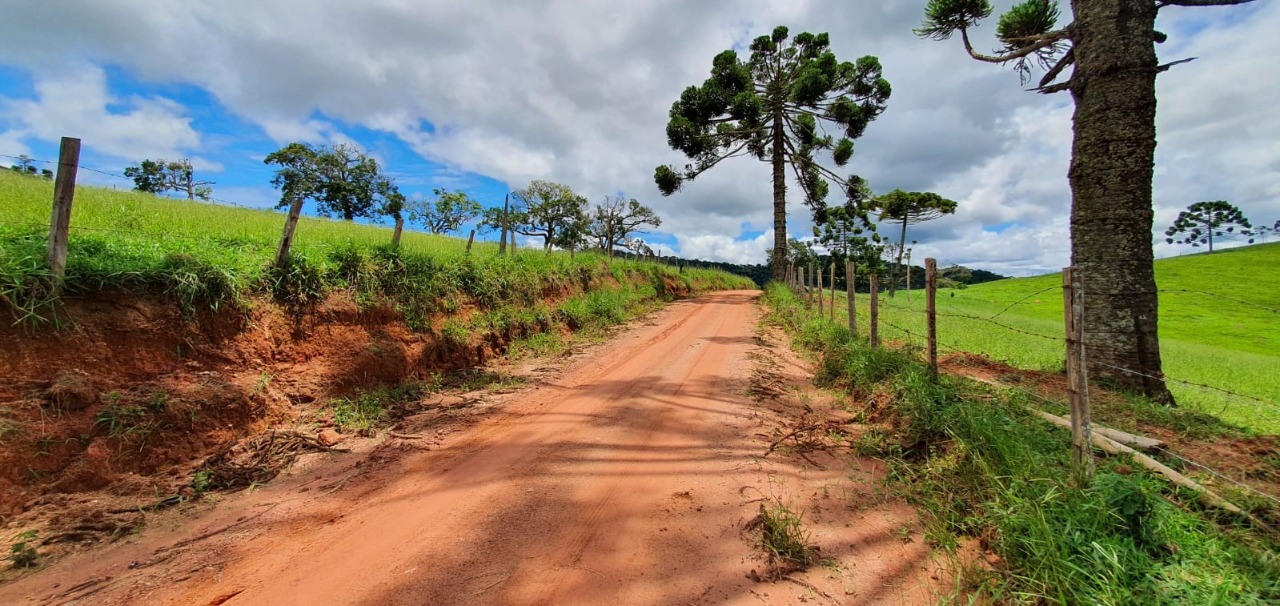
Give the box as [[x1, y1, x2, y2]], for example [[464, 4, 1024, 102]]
[[763, 283, 1280, 604]]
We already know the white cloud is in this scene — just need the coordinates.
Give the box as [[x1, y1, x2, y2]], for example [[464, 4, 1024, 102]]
[[0, 65, 202, 163], [0, 1, 1274, 270]]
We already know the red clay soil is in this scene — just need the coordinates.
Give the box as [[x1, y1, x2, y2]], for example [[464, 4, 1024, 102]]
[[0, 291, 943, 605]]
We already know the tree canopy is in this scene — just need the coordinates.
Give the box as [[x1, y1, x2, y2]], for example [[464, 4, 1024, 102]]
[[509, 180, 589, 253], [590, 196, 662, 259], [1164, 201, 1255, 252], [124, 158, 213, 200], [876, 189, 957, 296], [654, 25, 891, 279], [408, 188, 482, 234], [264, 143, 399, 222]]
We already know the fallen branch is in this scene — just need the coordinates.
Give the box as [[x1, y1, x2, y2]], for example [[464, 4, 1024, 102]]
[[1030, 410, 1261, 523]]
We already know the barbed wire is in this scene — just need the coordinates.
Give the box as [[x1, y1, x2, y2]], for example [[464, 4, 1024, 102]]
[[1089, 360, 1277, 409], [843, 308, 1280, 505], [987, 286, 1059, 320], [1155, 288, 1280, 315]]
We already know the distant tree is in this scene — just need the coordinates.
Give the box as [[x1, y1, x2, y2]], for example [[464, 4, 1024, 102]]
[[554, 211, 593, 256], [510, 180, 589, 253], [9, 154, 37, 176], [814, 205, 881, 289], [407, 188, 482, 234], [918, 0, 1258, 402], [1164, 201, 1255, 252], [40, 168, 52, 180], [264, 143, 399, 222], [124, 158, 214, 200], [627, 238, 654, 258], [875, 189, 957, 297], [590, 196, 662, 259], [654, 25, 892, 280]]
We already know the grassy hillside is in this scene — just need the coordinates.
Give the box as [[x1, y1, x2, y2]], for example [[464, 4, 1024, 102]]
[[0, 170, 753, 331], [828, 243, 1280, 433]]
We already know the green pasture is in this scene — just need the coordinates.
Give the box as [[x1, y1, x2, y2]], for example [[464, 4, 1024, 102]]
[[817, 243, 1280, 433]]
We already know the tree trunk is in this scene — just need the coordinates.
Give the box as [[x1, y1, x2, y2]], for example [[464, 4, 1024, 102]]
[[770, 112, 787, 282], [1068, 0, 1172, 403], [889, 218, 907, 298]]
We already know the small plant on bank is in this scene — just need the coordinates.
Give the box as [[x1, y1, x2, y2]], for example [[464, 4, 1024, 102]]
[[9, 531, 38, 569]]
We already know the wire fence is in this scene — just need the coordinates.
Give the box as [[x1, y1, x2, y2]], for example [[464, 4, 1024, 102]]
[[787, 261, 1280, 505]]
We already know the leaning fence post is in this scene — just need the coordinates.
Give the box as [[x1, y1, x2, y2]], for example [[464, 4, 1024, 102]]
[[829, 262, 836, 323], [1063, 266, 1095, 484], [392, 215, 404, 248], [47, 136, 81, 290], [498, 194, 509, 255], [869, 274, 880, 349], [925, 258, 938, 381], [465, 229, 475, 254], [275, 196, 304, 268], [846, 260, 857, 336]]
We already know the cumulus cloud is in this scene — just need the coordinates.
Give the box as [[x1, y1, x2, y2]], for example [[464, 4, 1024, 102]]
[[0, 65, 205, 164], [0, 0, 1274, 272]]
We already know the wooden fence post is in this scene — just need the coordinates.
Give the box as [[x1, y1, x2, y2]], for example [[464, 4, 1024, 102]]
[[465, 229, 475, 254], [47, 136, 81, 288], [1063, 267, 1095, 484], [816, 266, 824, 316], [869, 274, 880, 349], [925, 258, 938, 381], [275, 196, 304, 268], [803, 266, 810, 306], [498, 194, 509, 255], [829, 262, 836, 323], [509, 229, 516, 252], [846, 260, 856, 336], [392, 215, 404, 248]]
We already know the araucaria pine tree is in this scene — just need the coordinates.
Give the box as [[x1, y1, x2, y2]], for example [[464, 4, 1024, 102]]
[[1164, 201, 1255, 252], [654, 26, 891, 281], [917, 0, 1258, 402]]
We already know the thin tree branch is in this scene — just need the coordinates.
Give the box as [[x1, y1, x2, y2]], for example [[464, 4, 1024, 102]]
[[1156, 57, 1197, 72], [960, 25, 1070, 64], [1039, 47, 1075, 87]]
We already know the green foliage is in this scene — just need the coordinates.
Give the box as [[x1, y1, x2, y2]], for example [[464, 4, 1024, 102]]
[[264, 142, 399, 222], [330, 390, 390, 434], [9, 531, 38, 569], [917, 0, 993, 41], [820, 243, 1280, 433], [510, 180, 589, 252], [0, 171, 751, 345], [655, 25, 891, 274], [763, 284, 1280, 603], [123, 158, 213, 200], [590, 196, 661, 257], [406, 188, 482, 235], [1165, 201, 1256, 252], [751, 500, 817, 570]]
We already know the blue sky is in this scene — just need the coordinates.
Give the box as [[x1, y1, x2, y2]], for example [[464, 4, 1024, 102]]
[[1, 1, 1276, 273]]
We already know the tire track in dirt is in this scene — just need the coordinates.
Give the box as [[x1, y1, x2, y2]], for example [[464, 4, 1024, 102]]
[[1, 291, 942, 605]]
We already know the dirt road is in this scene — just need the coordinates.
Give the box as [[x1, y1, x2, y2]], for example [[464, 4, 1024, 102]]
[[2, 291, 939, 605]]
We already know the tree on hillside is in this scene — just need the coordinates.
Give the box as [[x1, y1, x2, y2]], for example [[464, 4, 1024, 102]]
[[407, 188, 482, 234], [917, 0, 1258, 402], [264, 143, 399, 222], [124, 158, 214, 200], [654, 26, 892, 281], [875, 189, 957, 297], [8, 155, 49, 179], [814, 205, 881, 288], [1164, 201, 1255, 252], [510, 180, 589, 253], [590, 196, 662, 259]]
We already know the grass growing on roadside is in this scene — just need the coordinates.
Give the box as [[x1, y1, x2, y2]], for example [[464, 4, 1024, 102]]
[[747, 500, 817, 572], [819, 243, 1280, 433], [765, 284, 1280, 604], [0, 170, 753, 328]]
